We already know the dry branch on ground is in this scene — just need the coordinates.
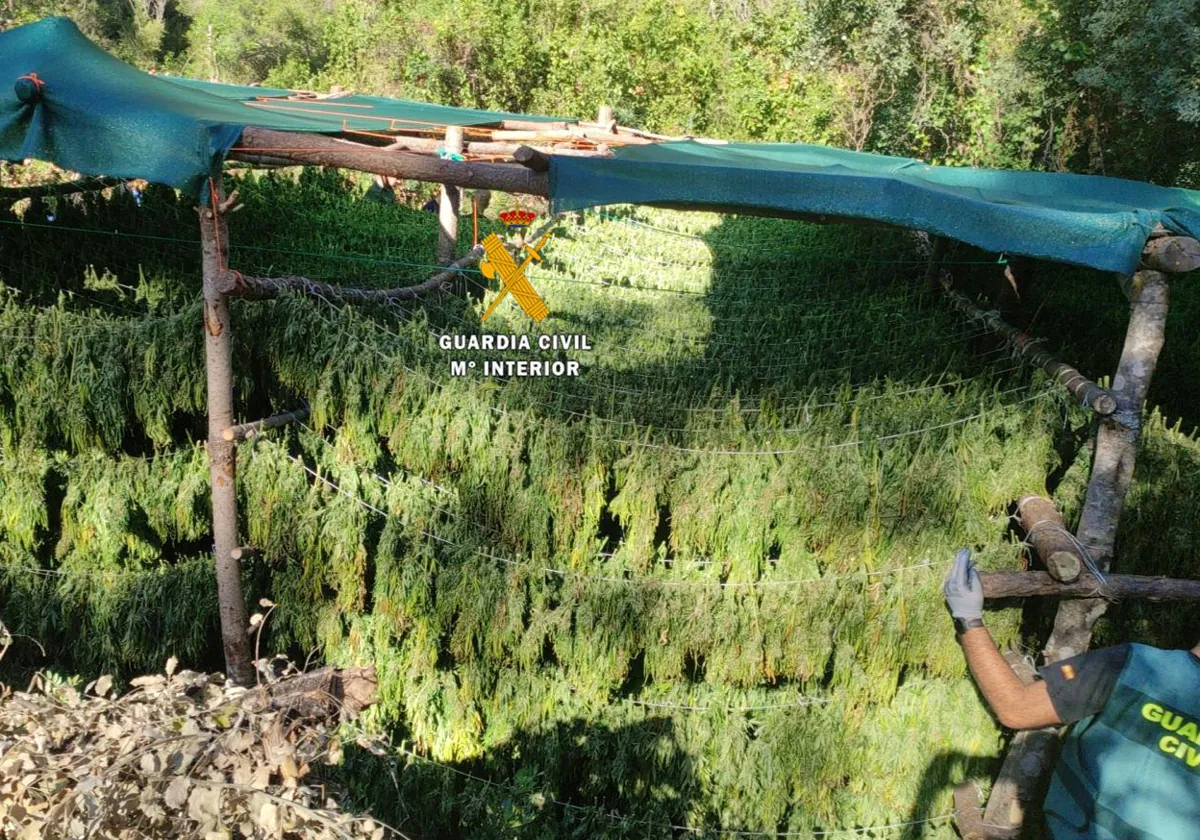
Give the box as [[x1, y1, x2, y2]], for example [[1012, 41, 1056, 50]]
[[0, 656, 390, 840]]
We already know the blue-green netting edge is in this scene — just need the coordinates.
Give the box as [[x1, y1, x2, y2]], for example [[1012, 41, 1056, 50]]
[[549, 142, 1200, 275]]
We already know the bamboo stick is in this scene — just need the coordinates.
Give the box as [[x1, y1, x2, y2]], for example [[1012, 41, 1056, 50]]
[[232, 128, 549, 196], [215, 246, 483, 302], [943, 288, 1117, 415], [198, 173, 255, 688], [980, 571, 1200, 600], [222, 407, 310, 442]]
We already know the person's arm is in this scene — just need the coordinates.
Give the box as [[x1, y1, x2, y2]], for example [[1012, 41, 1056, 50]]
[[959, 627, 1062, 730], [944, 549, 1062, 730]]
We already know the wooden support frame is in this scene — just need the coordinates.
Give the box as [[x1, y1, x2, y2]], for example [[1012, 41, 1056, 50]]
[[231, 128, 549, 196], [438, 126, 464, 265], [223, 406, 310, 442], [198, 172, 255, 687], [943, 288, 1117, 415], [980, 571, 1200, 600], [214, 246, 482, 302], [982, 267, 1172, 836]]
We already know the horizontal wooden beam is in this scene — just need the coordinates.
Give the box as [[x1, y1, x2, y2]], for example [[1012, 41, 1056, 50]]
[[230, 545, 261, 561], [981, 571, 1200, 600], [231, 129, 548, 196], [499, 119, 573, 131], [223, 406, 310, 442], [944, 288, 1117, 415], [215, 245, 483, 302], [1142, 235, 1200, 274]]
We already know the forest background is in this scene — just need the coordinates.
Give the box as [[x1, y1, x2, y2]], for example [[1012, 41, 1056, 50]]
[[10, 0, 1200, 187]]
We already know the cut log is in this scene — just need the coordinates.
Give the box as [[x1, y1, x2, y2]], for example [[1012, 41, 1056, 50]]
[[230, 546, 260, 561], [223, 407, 310, 442], [513, 146, 551, 172], [215, 246, 482, 302], [241, 665, 378, 722], [499, 119, 573, 131], [232, 128, 549, 196], [980, 571, 1200, 600], [1016, 495, 1083, 583], [1142, 236, 1200, 274], [944, 288, 1117, 415]]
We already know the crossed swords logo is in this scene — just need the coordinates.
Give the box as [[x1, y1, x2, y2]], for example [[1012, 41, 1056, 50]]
[[478, 231, 552, 323]]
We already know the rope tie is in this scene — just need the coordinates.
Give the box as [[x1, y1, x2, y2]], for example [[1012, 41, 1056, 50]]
[[14, 72, 45, 103]]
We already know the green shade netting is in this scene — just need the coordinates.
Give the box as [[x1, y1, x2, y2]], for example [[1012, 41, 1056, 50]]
[[0, 17, 561, 199], [549, 141, 1200, 274]]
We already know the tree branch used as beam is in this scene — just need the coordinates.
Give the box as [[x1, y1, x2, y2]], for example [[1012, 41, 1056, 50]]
[[231, 129, 549, 196], [980, 571, 1200, 600], [215, 245, 483, 302], [943, 288, 1117, 415], [223, 407, 310, 442]]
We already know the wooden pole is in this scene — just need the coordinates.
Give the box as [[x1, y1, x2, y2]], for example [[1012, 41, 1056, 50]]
[[943, 288, 1117, 415], [438, 126, 464, 265], [982, 269, 1170, 836], [214, 246, 482, 302], [596, 104, 615, 129], [198, 172, 254, 687], [1016, 495, 1084, 583], [980, 571, 1200, 600], [231, 129, 549, 196], [222, 406, 310, 442]]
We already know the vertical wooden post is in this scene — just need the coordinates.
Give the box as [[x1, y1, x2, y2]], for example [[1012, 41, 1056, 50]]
[[982, 269, 1170, 836], [597, 104, 614, 129], [437, 126, 464, 265], [199, 171, 254, 687]]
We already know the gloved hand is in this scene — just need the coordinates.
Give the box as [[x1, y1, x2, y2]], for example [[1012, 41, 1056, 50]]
[[943, 548, 984, 620]]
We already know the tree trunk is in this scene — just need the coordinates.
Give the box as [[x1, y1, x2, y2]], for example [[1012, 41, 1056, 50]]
[[199, 172, 254, 687]]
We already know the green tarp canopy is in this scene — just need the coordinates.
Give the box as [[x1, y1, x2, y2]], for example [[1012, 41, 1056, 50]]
[[549, 142, 1200, 274], [6, 17, 1200, 274], [0, 17, 561, 198]]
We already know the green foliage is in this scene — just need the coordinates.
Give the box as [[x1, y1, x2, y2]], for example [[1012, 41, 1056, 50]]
[[0, 174, 1197, 837]]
